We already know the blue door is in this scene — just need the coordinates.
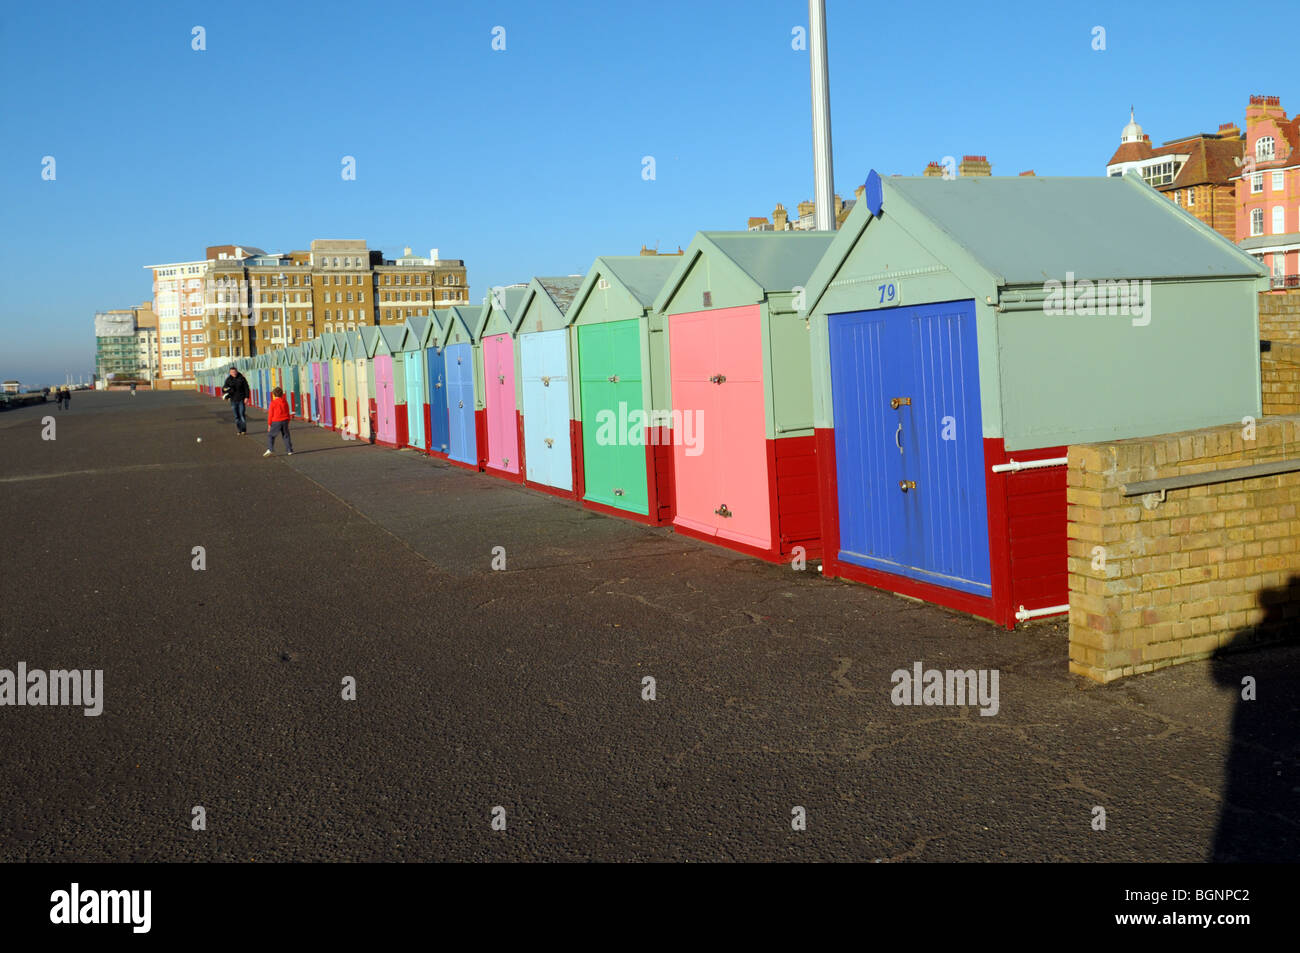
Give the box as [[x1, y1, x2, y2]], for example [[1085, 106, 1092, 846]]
[[404, 351, 426, 450], [446, 342, 477, 466], [829, 299, 990, 595], [521, 329, 573, 490], [427, 346, 450, 455]]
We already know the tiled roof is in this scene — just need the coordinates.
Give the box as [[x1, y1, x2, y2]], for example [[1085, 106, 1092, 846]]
[[536, 276, 584, 316]]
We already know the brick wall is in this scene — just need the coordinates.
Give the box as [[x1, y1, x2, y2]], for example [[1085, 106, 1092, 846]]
[[1068, 414, 1300, 682], [1260, 289, 1300, 415]]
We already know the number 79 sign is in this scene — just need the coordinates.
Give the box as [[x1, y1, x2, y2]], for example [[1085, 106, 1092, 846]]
[[876, 281, 901, 307]]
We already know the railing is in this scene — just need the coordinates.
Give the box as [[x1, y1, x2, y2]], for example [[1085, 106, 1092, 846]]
[[1270, 275, 1300, 289]]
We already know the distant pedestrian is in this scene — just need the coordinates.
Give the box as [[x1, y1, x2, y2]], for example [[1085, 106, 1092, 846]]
[[221, 367, 250, 435], [61, 387, 71, 410], [130, 382, 137, 397], [264, 386, 294, 456]]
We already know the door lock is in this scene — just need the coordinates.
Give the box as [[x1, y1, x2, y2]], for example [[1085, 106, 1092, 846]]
[[544, 437, 554, 448], [541, 376, 550, 386], [458, 400, 463, 408], [899, 480, 917, 492], [608, 374, 620, 383], [714, 504, 733, 518], [498, 375, 505, 384], [709, 374, 727, 384], [435, 382, 442, 388], [613, 488, 625, 496], [890, 397, 912, 409]]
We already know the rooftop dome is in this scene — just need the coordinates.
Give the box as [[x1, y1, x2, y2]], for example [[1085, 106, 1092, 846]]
[[1121, 106, 1144, 144]]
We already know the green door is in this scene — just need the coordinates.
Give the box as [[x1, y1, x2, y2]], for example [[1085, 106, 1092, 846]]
[[579, 319, 649, 515]]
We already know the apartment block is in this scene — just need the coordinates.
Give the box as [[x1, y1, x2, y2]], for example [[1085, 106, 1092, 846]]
[[1233, 95, 1300, 288]]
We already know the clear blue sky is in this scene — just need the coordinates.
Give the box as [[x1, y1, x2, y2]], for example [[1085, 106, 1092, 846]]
[[1, 0, 1294, 385]]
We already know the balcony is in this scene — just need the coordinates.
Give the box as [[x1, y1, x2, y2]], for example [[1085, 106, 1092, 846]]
[[1270, 275, 1300, 290]]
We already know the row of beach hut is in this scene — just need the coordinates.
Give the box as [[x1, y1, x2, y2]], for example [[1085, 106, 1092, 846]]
[[200, 172, 1269, 628]]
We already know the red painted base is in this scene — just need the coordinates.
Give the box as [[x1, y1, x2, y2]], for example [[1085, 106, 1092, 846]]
[[814, 428, 1068, 629]]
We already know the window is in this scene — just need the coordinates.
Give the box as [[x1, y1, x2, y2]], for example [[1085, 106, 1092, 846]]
[[346, 292, 353, 303], [1252, 173, 1263, 194], [1186, 188, 1195, 207], [1273, 171, 1285, 192], [1257, 136, 1275, 161], [1273, 255, 1285, 279], [1252, 208, 1265, 236], [1274, 206, 1286, 235], [358, 292, 365, 302], [324, 292, 331, 303], [325, 309, 332, 320], [404, 275, 410, 285]]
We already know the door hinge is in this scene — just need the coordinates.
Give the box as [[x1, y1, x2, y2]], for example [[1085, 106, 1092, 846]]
[[899, 480, 917, 492], [890, 396, 912, 409], [714, 503, 733, 518]]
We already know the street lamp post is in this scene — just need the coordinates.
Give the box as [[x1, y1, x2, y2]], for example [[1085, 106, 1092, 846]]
[[279, 272, 289, 352], [809, 0, 835, 231]]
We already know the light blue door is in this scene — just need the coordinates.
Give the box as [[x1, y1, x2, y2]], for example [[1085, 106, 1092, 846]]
[[521, 329, 572, 490], [404, 351, 426, 450], [446, 342, 477, 466], [829, 299, 990, 595]]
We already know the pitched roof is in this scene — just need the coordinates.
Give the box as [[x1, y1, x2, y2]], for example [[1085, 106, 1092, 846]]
[[883, 174, 1262, 283], [805, 172, 1266, 312], [536, 276, 584, 315], [600, 256, 681, 307], [709, 231, 835, 292]]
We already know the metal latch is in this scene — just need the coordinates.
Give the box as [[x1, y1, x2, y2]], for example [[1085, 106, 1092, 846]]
[[498, 375, 505, 384], [502, 457, 509, 467], [890, 397, 911, 409], [709, 374, 727, 384], [613, 488, 625, 496], [434, 382, 442, 388], [714, 503, 732, 517], [899, 480, 916, 492], [541, 376, 550, 386], [608, 374, 620, 383], [458, 400, 463, 408], [544, 437, 553, 448]]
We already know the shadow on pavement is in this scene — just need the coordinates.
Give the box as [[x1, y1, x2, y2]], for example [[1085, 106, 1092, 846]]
[[1210, 574, 1300, 861]]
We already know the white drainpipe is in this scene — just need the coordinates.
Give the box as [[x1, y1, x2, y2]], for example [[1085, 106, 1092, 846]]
[[1016, 604, 1070, 622], [991, 456, 1068, 474]]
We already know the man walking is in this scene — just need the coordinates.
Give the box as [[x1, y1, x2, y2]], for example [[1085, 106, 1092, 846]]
[[221, 366, 251, 435]]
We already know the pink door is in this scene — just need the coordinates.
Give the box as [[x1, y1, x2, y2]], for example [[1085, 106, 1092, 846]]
[[483, 334, 518, 473], [375, 355, 396, 444], [670, 305, 770, 549]]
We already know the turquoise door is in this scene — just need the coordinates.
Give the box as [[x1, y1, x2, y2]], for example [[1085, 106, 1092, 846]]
[[404, 351, 426, 450], [521, 329, 573, 490]]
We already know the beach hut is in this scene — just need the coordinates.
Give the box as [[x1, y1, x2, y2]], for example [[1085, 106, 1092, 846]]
[[654, 230, 836, 563], [358, 327, 380, 442], [476, 286, 529, 480], [420, 311, 452, 458], [367, 325, 409, 448], [308, 338, 326, 425], [326, 333, 345, 430], [439, 305, 484, 469], [802, 170, 1270, 627], [400, 315, 430, 451], [511, 276, 585, 497], [340, 331, 364, 439], [566, 256, 681, 523], [295, 344, 312, 420]]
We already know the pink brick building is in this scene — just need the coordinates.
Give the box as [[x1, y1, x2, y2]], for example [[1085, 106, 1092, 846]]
[[1234, 96, 1300, 289]]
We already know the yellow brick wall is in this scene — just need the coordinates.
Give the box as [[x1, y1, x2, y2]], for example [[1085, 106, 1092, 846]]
[[1068, 414, 1300, 682], [1260, 290, 1300, 415]]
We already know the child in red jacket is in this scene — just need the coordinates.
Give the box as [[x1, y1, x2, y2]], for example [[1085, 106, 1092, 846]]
[[264, 387, 294, 456]]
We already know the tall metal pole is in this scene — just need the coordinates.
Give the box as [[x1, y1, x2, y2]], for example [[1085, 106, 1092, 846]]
[[809, 0, 835, 231]]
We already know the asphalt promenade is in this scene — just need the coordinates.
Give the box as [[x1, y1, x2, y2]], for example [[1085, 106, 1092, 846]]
[[0, 391, 1294, 861]]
